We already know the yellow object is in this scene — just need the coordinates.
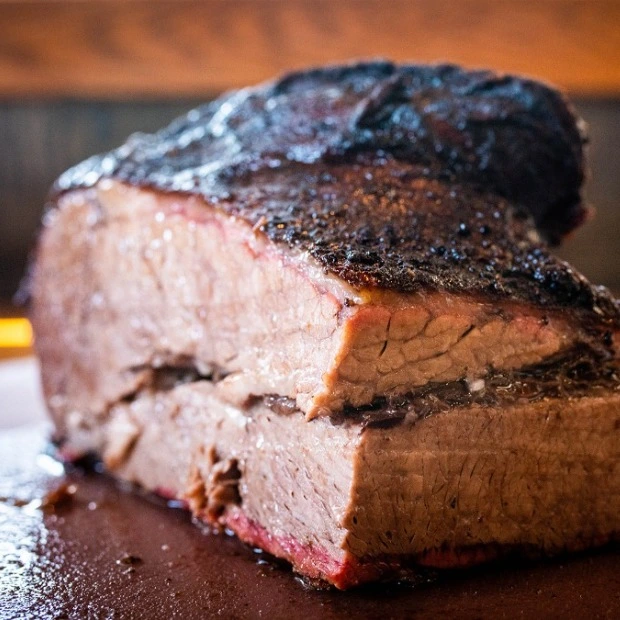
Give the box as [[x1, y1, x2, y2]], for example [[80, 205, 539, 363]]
[[0, 318, 33, 348]]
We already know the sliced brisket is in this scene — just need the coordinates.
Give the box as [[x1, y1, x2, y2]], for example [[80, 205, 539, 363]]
[[31, 61, 620, 588]]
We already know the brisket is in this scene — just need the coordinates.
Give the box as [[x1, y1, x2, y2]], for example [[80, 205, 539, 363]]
[[31, 61, 620, 588]]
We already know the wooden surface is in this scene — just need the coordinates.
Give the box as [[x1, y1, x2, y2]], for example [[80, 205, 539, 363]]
[[0, 1, 619, 98]]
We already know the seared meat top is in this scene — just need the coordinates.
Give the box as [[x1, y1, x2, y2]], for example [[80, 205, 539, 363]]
[[54, 61, 617, 319]]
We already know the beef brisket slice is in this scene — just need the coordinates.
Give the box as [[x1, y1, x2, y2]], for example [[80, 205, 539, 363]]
[[53, 380, 620, 590], [33, 182, 616, 420], [30, 61, 620, 587], [36, 61, 618, 419]]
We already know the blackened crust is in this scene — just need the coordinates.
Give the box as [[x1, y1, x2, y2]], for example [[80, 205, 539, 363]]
[[53, 61, 618, 319]]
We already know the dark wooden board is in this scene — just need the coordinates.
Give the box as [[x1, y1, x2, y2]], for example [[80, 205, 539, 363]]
[[0, 424, 618, 619]]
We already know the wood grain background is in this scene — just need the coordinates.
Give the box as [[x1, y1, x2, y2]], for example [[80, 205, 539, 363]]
[[0, 0, 619, 98]]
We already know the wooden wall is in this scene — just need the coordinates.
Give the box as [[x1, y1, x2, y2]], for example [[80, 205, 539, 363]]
[[1, 0, 619, 98]]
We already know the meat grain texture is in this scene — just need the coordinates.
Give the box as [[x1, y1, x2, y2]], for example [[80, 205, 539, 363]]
[[31, 61, 619, 588]]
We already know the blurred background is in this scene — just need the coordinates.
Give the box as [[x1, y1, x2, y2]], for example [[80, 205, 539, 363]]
[[1, 0, 619, 358]]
